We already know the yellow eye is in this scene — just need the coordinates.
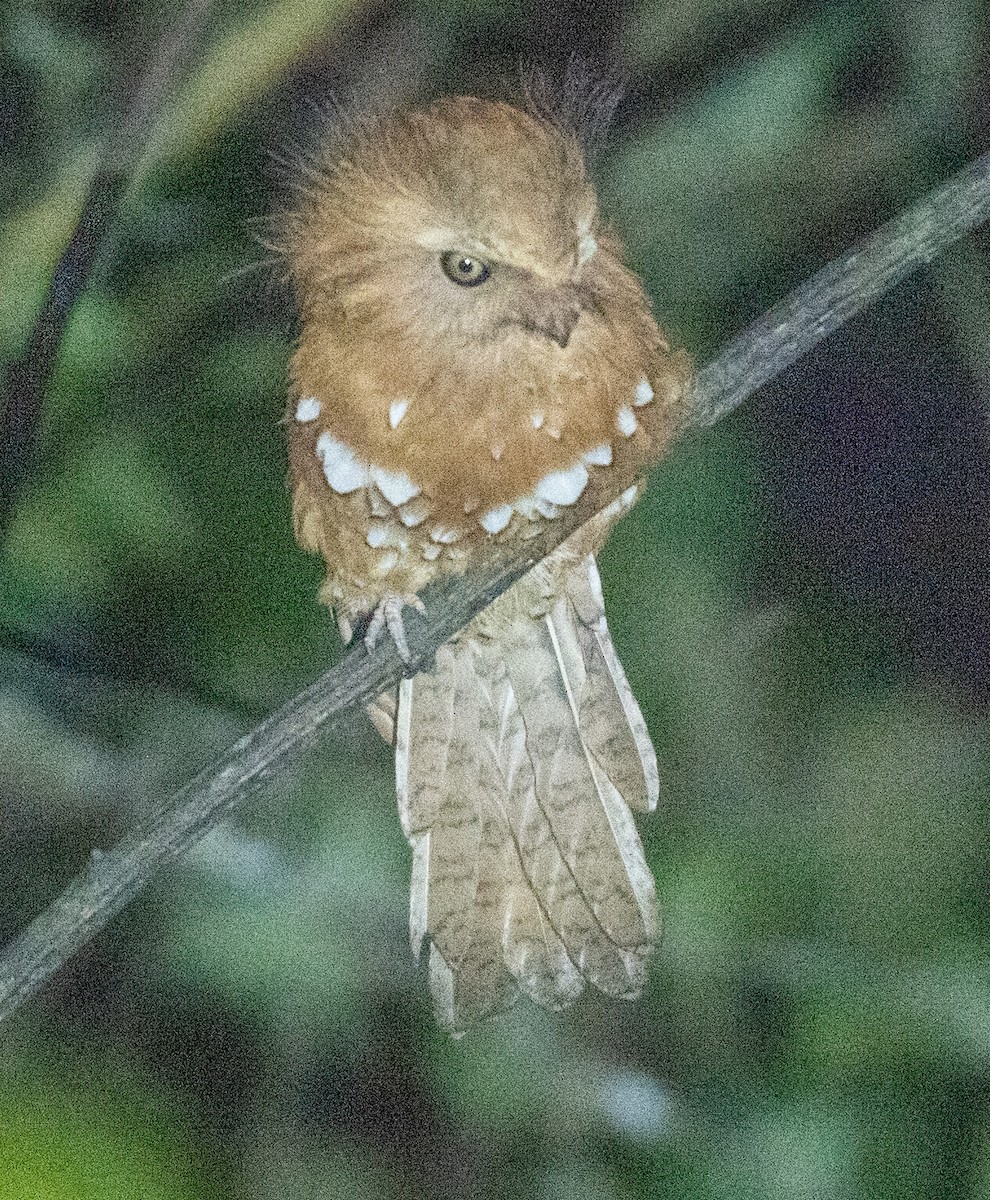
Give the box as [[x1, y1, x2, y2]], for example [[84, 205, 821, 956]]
[[440, 251, 491, 287]]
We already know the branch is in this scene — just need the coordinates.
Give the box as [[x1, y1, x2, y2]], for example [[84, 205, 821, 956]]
[[0, 0, 214, 540], [2, 147, 990, 1024], [691, 149, 990, 429]]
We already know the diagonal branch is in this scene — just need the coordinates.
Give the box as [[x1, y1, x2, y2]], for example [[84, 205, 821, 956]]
[[1, 146, 990, 1024], [0, 0, 214, 540]]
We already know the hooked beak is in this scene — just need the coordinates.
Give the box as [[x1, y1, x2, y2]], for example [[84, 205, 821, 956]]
[[519, 296, 582, 348], [543, 303, 581, 348]]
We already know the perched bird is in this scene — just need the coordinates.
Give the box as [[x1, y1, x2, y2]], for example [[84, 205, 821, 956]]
[[277, 83, 692, 1033]]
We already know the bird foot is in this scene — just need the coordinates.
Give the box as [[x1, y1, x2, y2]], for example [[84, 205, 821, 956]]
[[363, 592, 427, 664]]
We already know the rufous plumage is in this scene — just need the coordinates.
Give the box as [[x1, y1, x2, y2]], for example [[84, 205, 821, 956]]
[[277, 83, 691, 1032]]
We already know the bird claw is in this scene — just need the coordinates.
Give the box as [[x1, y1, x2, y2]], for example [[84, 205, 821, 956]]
[[364, 593, 427, 665]]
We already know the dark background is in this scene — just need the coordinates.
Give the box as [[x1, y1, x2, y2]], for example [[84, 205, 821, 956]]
[[2, 1, 990, 1196]]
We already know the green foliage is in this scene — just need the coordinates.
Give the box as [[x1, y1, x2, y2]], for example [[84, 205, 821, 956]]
[[0, 1062, 200, 1199]]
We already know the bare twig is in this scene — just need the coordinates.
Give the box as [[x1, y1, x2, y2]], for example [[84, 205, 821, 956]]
[[1, 147, 989, 1024], [0, 0, 214, 539], [692, 149, 990, 429]]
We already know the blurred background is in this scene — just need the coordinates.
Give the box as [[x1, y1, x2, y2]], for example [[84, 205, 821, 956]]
[[2, 0, 990, 1196]]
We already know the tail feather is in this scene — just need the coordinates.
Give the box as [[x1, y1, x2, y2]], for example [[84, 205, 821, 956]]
[[396, 644, 484, 967], [425, 642, 587, 1031], [564, 556, 660, 814], [427, 785, 520, 1031], [392, 552, 659, 1032], [493, 624, 656, 994], [472, 645, 596, 1011]]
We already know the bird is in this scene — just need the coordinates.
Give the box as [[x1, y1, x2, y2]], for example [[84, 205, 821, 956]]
[[276, 80, 692, 1033]]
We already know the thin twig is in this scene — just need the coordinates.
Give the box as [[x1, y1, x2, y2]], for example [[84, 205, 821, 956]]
[[0, 0, 214, 539], [692, 149, 990, 428], [1, 147, 990, 1024]]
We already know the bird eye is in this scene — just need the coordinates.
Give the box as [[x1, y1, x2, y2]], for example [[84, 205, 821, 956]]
[[440, 251, 491, 287]]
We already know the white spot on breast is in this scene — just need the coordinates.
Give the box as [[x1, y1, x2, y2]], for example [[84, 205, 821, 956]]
[[514, 496, 539, 521], [430, 525, 459, 544], [367, 522, 407, 550], [616, 407, 638, 438], [491, 442, 504, 461], [545, 425, 562, 440], [583, 443, 613, 467], [399, 497, 429, 527], [534, 461, 589, 506], [316, 433, 368, 494], [389, 398, 409, 429], [634, 377, 654, 406], [423, 544, 442, 561], [375, 550, 399, 574], [295, 396, 321, 422], [371, 465, 420, 507], [463, 497, 480, 514], [531, 410, 545, 430], [480, 504, 513, 534]]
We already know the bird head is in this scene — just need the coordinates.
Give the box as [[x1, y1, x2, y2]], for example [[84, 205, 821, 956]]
[[281, 95, 616, 358]]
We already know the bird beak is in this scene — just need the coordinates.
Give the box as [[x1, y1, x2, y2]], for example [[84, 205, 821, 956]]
[[522, 294, 581, 348], [544, 303, 581, 348], [511, 285, 583, 348]]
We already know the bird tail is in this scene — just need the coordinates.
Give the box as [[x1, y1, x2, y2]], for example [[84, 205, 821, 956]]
[[390, 553, 659, 1033]]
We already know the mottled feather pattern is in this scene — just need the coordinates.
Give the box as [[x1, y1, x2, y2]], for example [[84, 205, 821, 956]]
[[393, 547, 658, 1032], [396, 645, 483, 965], [495, 609, 655, 985], [564, 557, 660, 814]]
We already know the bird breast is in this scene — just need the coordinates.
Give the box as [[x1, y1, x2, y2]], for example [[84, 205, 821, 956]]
[[286, 356, 682, 616]]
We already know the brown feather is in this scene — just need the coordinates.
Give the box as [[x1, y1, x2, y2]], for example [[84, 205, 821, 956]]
[[279, 90, 691, 1030], [392, 539, 659, 1033]]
